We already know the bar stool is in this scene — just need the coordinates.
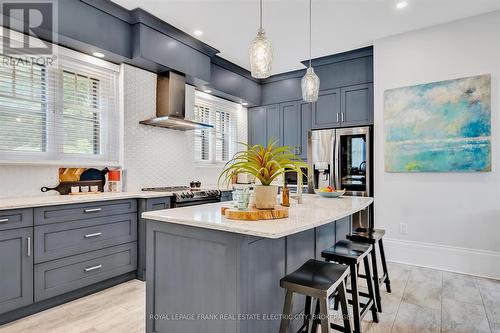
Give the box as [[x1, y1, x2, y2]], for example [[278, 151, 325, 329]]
[[347, 228, 391, 312], [279, 259, 352, 333], [321, 240, 379, 333]]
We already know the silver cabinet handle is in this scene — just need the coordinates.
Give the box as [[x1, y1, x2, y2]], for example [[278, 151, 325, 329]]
[[341, 113, 344, 122], [84, 232, 102, 238], [84, 264, 102, 272], [84, 208, 102, 213], [27, 237, 31, 257], [336, 112, 339, 123], [0, 218, 9, 223]]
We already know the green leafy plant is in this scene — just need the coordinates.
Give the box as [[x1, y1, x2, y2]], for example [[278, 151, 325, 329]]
[[218, 139, 307, 186]]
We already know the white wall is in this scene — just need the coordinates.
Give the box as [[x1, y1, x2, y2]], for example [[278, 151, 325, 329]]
[[0, 64, 247, 197], [374, 11, 500, 278], [122, 64, 247, 191]]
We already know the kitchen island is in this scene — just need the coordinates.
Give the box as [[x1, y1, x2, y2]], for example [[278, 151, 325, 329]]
[[142, 194, 373, 333]]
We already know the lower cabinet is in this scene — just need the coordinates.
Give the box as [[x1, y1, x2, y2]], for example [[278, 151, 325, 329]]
[[0, 227, 33, 314], [34, 242, 137, 302]]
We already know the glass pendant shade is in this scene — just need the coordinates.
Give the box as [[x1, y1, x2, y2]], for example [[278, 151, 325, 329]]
[[249, 28, 273, 79], [302, 67, 320, 102]]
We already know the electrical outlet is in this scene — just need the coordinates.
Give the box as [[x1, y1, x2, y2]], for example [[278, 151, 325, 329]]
[[399, 223, 408, 234]]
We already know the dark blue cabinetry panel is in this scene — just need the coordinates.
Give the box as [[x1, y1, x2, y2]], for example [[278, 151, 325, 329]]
[[248, 107, 267, 146], [299, 102, 313, 159], [266, 104, 281, 144], [281, 101, 301, 154], [341, 83, 374, 126], [314, 88, 342, 129], [0, 227, 33, 315]]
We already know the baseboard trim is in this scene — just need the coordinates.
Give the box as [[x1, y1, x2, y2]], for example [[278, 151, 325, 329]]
[[384, 238, 500, 280]]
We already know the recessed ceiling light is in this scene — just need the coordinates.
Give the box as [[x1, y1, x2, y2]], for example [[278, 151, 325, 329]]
[[396, 1, 408, 9], [193, 30, 203, 36], [241, 102, 248, 106], [204, 89, 212, 93], [92, 52, 105, 58]]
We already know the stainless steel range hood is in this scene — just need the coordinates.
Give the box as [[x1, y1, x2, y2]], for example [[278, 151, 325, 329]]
[[140, 72, 213, 131]]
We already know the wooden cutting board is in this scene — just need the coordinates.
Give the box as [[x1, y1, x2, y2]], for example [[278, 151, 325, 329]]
[[221, 205, 289, 221]]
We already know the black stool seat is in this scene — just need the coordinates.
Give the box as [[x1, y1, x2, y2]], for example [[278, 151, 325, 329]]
[[279, 259, 353, 333], [347, 228, 385, 244], [281, 259, 349, 292], [321, 240, 372, 264]]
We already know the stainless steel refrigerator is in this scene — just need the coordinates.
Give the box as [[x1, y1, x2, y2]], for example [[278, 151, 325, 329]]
[[307, 126, 372, 228]]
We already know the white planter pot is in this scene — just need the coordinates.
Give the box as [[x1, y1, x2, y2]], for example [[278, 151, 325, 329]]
[[254, 185, 278, 209]]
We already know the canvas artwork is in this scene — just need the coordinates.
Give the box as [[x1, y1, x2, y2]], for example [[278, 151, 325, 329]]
[[384, 74, 491, 172]]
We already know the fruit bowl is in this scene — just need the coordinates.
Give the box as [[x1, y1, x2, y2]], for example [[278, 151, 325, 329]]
[[315, 189, 346, 198]]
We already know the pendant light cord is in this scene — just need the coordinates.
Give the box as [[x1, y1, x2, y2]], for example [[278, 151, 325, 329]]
[[309, 0, 312, 68], [260, 0, 263, 29]]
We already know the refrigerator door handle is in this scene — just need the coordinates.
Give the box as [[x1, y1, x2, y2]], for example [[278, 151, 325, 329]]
[[333, 133, 340, 190]]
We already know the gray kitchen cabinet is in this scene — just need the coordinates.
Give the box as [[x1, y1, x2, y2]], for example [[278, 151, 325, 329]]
[[0, 209, 33, 231], [34, 242, 137, 302], [341, 83, 374, 126], [0, 227, 33, 314], [34, 213, 137, 263], [34, 199, 137, 225], [248, 107, 267, 146], [281, 101, 301, 155], [138, 197, 172, 281], [299, 101, 313, 160], [265, 104, 281, 145], [313, 88, 342, 129]]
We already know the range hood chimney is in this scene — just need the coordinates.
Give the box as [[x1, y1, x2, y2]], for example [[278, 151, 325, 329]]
[[140, 72, 213, 131]]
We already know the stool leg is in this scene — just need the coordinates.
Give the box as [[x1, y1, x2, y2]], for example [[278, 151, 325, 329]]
[[349, 264, 362, 333], [337, 280, 353, 333], [379, 239, 392, 293], [279, 290, 293, 333], [303, 296, 313, 333], [370, 245, 383, 312], [311, 298, 320, 333], [319, 297, 331, 333], [363, 256, 379, 323]]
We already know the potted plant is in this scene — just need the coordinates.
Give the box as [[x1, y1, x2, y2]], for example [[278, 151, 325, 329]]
[[219, 139, 307, 209]]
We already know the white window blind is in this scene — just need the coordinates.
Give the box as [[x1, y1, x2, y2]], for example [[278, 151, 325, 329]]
[[0, 31, 120, 166], [194, 92, 238, 163]]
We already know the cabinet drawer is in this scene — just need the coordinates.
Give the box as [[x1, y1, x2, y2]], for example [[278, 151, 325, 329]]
[[34, 199, 137, 225], [0, 209, 33, 231], [34, 213, 137, 263], [34, 242, 137, 301]]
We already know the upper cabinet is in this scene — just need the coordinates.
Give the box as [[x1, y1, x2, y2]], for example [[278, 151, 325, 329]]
[[281, 102, 301, 155], [341, 83, 374, 126], [248, 107, 267, 146], [266, 104, 281, 145], [313, 88, 342, 129]]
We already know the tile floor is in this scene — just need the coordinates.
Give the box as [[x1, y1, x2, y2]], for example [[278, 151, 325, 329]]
[[0, 262, 499, 333]]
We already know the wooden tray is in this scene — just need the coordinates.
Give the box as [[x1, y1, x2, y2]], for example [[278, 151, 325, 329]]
[[221, 205, 289, 221]]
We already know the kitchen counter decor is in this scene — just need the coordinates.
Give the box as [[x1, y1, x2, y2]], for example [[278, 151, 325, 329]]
[[221, 204, 288, 221], [219, 139, 306, 209]]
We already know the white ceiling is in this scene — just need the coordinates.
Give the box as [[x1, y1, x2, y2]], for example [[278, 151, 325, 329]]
[[114, 0, 500, 75]]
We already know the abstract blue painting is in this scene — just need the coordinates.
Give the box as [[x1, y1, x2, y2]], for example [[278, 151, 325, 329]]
[[384, 74, 491, 172]]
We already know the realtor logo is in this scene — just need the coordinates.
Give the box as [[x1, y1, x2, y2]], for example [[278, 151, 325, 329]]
[[1, 1, 56, 55]]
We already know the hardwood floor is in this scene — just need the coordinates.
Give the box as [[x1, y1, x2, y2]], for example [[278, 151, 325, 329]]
[[1, 263, 499, 333]]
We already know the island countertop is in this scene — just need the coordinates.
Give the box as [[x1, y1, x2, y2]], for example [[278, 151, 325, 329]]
[[142, 194, 373, 239]]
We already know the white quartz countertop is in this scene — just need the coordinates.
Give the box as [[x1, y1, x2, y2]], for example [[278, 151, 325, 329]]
[[0, 191, 172, 210], [0, 187, 234, 211], [142, 194, 373, 239]]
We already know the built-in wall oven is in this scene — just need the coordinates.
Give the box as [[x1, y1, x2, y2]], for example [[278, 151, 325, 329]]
[[308, 126, 373, 227]]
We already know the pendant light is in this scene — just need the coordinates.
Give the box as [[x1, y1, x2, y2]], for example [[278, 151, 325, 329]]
[[301, 0, 320, 102], [249, 0, 273, 79]]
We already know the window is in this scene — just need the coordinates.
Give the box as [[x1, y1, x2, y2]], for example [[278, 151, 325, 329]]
[[0, 31, 120, 165], [193, 92, 238, 163]]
